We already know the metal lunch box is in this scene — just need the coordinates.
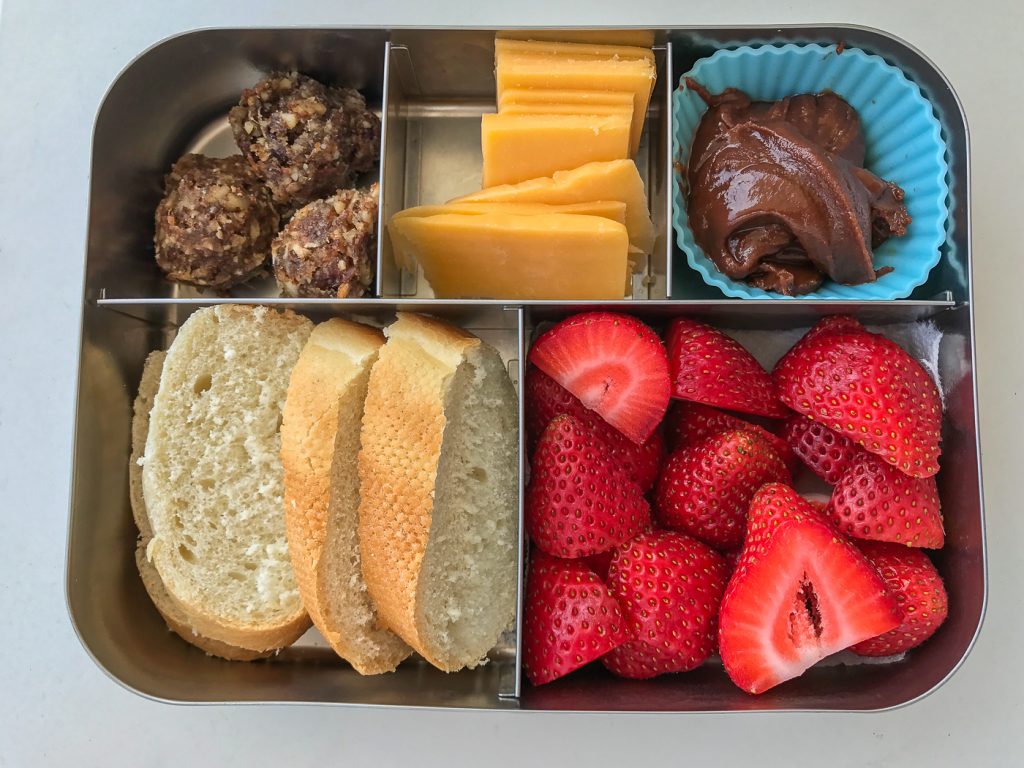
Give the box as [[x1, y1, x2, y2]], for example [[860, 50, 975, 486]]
[[67, 26, 984, 711]]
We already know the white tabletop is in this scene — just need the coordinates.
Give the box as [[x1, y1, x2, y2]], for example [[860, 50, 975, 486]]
[[1, 1, 1021, 765]]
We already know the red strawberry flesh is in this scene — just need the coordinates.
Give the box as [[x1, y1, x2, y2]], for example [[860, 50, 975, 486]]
[[828, 452, 945, 548], [666, 317, 787, 418], [603, 531, 728, 679], [851, 541, 949, 657], [526, 414, 651, 558], [525, 365, 665, 491], [773, 326, 942, 477], [529, 312, 670, 444], [523, 553, 630, 685], [718, 484, 903, 695], [655, 429, 791, 550]]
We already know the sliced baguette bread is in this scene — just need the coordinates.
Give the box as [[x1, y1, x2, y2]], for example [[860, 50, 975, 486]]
[[130, 350, 268, 661], [358, 312, 519, 672], [142, 305, 313, 652], [281, 318, 411, 674]]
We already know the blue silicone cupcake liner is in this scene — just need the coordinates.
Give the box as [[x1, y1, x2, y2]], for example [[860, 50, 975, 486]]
[[672, 43, 950, 300]]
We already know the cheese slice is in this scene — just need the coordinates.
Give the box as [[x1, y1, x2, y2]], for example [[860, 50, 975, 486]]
[[499, 101, 633, 119], [497, 90, 639, 154], [495, 54, 655, 156], [498, 88, 635, 112], [494, 38, 655, 65], [495, 30, 656, 48], [481, 113, 630, 187], [391, 200, 627, 226], [388, 213, 629, 300], [453, 159, 655, 256]]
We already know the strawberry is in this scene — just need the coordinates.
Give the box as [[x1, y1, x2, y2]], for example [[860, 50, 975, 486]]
[[718, 484, 903, 694], [790, 315, 865, 353], [525, 365, 665, 491], [582, 550, 614, 582], [528, 312, 670, 444], [665, 317, 788, 418], [781, 415, 868, 484], [523, 552, 630, 685], [851, 541, 949, 656], [665, 400, 799, 475], [602, 531, 729, 679], [655, 429, 790, 550], [828, 452, 944, 548], [526, 414, 651, 558], [773, 325, 942, 477]]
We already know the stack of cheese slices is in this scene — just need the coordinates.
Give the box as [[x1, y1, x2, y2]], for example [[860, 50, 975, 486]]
[[132, 305, 519, 674], [388, 36, 658, 301]]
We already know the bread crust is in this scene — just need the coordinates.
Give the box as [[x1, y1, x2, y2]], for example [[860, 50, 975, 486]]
[[357, 313, 482, 669], [281, 318, 410, 674]]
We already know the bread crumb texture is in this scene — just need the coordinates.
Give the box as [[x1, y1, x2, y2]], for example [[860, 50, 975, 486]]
[[143, 305, 313, 630]]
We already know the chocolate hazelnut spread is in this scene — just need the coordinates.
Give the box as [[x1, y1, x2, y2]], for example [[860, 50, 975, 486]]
[[683, 81, 910, 295]]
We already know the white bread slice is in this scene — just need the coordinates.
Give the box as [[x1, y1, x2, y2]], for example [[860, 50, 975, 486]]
[[358, 313, 519, 672], [142, 305, 313, 652], [130, 350, 269, 661], [281, 319, 411, 674]]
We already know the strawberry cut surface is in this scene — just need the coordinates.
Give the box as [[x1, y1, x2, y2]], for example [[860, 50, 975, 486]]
[[718, 484, 903, 695], [523, 553, 630, 685], [525, 365, 665, 491], [665, 317, 788, 418], [773, 326, 942, 477], [603, 531, 729, 679], [526, 414, 651, 558], [851, 541, 949, 657], [828, 452, 945, 548], [655, 429, 791, 550], [665, 400, 799, 475], [528, 312, 670, 444]]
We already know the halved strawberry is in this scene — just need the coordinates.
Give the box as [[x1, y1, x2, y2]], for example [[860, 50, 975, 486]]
[[602, 531, 728, 679], [718, 484, 903, 695], [773, 326, 942, 477], [851, 541, 949, 656], [526, 414, 651, 558], [665, 400, 799, 475], [528, 312, 670, 444], [781, 415, 868, 484], [655, 429, 790, 550], [828, 453, 944, 548], [523, 552, 630, 685], [665, 317, 788, 418], [525, 365, 665, 491]]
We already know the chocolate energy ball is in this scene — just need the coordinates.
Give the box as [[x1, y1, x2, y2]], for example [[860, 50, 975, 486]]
[[272, 183, 379, 298], [154, 154, 279, 289], [229, 72, 381, 210]]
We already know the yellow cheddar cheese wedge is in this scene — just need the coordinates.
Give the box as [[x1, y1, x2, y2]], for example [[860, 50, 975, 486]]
[[480, 113, 630, 188], [498, 88, 635, 112], [495, 30, 657, 48], [391, 200, 628, 226], [494, 38, 655, 65], [388, 213, 629, 300], [453, 159, 655, 256], [495, 54, 655, 156]]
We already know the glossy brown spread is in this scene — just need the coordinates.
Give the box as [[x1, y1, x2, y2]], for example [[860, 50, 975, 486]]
[[684, 81, 910, 295]]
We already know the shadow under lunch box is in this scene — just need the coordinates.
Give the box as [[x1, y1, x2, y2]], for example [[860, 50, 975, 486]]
[[67, 25, 985, 712]]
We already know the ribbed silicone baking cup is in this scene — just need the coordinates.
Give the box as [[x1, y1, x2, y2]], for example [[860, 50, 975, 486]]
[[672, 43, 950, 300]]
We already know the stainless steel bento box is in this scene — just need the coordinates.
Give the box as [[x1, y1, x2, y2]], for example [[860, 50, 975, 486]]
[[67, 26, 984, 712]]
